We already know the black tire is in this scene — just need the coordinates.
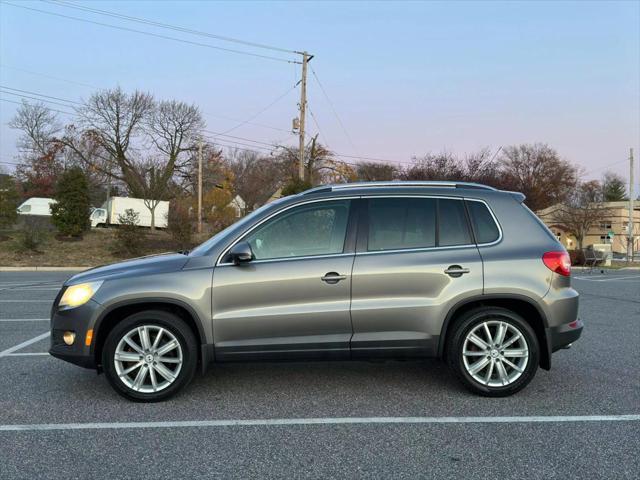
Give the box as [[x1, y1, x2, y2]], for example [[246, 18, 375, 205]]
[[446, 307, 539, 397], [102, 310, 198, 402]]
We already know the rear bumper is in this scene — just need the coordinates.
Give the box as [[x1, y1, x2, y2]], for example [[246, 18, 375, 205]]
[[547, 319, 584, 352]]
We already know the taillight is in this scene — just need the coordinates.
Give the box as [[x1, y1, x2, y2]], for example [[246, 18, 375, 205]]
[[543, 251, 571, 277]]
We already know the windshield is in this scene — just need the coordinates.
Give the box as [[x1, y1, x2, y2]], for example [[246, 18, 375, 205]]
[[188, 197, 290, 256]]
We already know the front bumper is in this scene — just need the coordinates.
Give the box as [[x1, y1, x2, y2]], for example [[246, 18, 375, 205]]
[[49, 299, 102, 369]]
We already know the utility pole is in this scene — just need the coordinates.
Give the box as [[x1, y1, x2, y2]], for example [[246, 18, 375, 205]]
[[197, 140, 203, 235], [298, 51, 313, 181], [628, 148, 635, 263]]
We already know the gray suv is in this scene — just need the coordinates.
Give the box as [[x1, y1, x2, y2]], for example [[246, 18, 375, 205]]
[[50, 181, 582, 401]]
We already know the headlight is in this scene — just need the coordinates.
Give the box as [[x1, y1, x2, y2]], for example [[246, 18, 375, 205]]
[[59, 281, 103, 309]]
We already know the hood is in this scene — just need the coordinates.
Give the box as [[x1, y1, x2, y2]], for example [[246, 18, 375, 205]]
[[66, 252, 189, 285]]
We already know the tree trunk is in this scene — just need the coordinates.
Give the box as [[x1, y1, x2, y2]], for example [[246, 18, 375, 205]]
[[144, 200, 158, 231], [150, 206, 156, 231]]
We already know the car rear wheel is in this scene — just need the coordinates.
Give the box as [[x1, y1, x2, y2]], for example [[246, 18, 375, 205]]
[[447, 307, 539, 397], [102, 310, 197, 402]]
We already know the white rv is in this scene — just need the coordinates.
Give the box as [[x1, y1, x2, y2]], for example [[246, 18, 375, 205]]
[[90, 197, 169, 229], [17, 197, 57, 216]]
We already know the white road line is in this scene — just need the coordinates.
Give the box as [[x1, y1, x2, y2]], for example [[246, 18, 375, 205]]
[[0, 300, 54, 303], [0, 415, 638, 432], [574, 275, 640, 282], [0, 332, 50, 358], [0, 319, 49, 322], [0, 287, 60, 292], [4, 352, 49, 357]]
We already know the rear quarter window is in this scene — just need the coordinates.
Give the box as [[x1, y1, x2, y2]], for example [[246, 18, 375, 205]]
[[466, 200, 500, 244]]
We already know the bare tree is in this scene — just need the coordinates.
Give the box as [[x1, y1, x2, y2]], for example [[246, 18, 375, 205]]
[[551, 181, 613, 251], [462, 148, 502, 188], [9, 101, 64, 197], [176, 143, 226, 195], [9, 101, 61, 158], [62, 88, 204, 229], [229, 149, 282, 212], [143, 100, 204, 228], [402, 152, 465, 181], [276, 135, 349, 186], [62, 87, 153, 189], [355, 161, 398, 181], [499, 143, 578, 211]]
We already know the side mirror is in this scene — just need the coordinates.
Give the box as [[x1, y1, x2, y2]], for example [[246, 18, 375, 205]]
[[229, 241, 253, 265]]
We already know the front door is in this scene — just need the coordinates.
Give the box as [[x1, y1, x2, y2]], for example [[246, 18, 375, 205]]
[[211, 199, 357, 360], [350, 196, 484, 357]]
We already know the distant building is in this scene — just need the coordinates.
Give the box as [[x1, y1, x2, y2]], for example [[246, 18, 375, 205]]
[[537, 201, 640, 254], [229, 195, 246, 218], [266, 188, 283, 203]]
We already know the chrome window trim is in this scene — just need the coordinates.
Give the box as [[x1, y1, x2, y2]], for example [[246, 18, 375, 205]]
[[216, 197, 358, 266], [217, 252, 354, 268], [216, 194, 503, 266], [356, 244, 479, 257], [360, 194, 503, 252]]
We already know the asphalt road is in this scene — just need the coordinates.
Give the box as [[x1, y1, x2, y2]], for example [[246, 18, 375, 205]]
[[0, 270, 639, 479]]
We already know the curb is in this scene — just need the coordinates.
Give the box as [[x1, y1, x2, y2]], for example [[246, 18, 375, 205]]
[[0, 266, 91, 272]]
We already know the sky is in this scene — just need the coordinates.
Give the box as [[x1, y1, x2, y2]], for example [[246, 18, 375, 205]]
[[0, 0, 639, 191]]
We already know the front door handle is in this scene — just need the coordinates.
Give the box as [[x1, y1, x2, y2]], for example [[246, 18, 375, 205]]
[[444, 265, 470, 278], [321, 272, 347, 284]]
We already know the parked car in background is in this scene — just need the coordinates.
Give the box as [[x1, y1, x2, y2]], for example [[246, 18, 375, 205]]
[[90, 197, 169, 228], [50, 181, 582, 401], [16, 197, 57, 216]]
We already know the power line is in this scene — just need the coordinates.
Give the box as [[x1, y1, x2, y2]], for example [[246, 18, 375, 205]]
[[44, 0, 297, 55], [203, 130, 278, 148], [0, 63, 98, 89], [1, 66, 292, 133], [0, 85, 80, 105], [202, 112, 290, 134], [307, 105, 331, 148], [310, 66, 361, 160], [583, 159, 628, 177], [0, 92, 77, 112], [215, 82, 300, 136], [2, 1, 298, 64], [1, 86, 412, 167]]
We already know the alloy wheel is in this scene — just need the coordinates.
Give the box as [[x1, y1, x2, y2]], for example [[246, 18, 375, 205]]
[[113, 325, 183, 393], [461, 320, 529, 387]]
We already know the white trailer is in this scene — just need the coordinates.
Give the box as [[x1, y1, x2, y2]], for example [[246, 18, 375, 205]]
[[17, 197, 57, 216], [90, 197, 169, 229]]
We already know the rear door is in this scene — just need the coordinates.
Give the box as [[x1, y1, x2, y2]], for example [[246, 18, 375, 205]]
[[350, 196, 483, 357]]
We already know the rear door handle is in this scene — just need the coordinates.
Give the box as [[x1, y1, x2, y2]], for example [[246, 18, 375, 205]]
[[444, 265, 470, 278], [321, 272, 347, 284]]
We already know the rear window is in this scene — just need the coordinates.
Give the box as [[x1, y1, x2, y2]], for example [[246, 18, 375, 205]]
[[367, 198, 436, 251], [367, 197, 477, 251], [466, 200, 500, 244], [438, 199, 473, 246]]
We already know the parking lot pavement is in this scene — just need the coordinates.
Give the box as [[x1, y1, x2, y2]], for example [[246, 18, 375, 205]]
[[1, 270, 639, 479]]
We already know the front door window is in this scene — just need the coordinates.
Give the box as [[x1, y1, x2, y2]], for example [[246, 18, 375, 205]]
[[245, 200, 351, 260]]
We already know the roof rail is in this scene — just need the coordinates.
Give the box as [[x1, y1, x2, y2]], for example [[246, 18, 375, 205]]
[[302, 181, 497, 195]]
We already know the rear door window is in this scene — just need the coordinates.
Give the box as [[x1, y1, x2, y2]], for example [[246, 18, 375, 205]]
[[438, 199, 473, 246], [367, 198, 436, 251]]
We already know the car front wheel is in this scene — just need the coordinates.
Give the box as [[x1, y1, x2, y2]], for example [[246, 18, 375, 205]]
[[447, 307, 539, 397], [102, 310, 197, 402]]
